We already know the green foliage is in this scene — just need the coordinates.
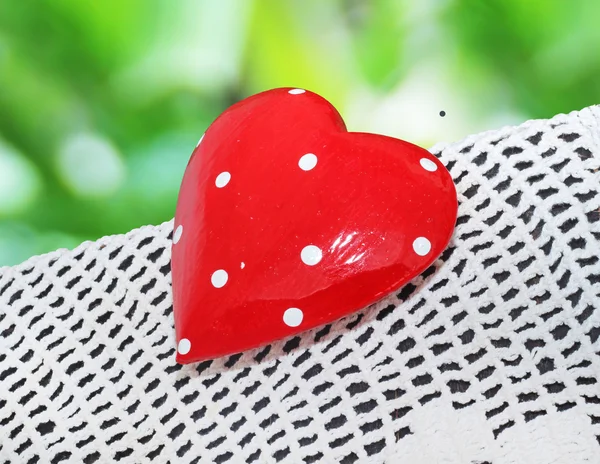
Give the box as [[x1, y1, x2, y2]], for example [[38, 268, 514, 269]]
[[0, 0, 598, 265]]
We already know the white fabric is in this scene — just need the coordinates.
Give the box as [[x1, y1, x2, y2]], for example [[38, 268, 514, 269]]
[[1, 105, 599, 464]]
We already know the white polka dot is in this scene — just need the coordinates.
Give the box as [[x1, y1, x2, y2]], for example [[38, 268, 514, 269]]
[[413, 237, 432, 256], [420, 158, 438, 172], [196, 134, 204, 147], [301, 245, 322, 266], [283, 308, 303, 327], [173, 225, 183, 244], [178, 338, 191, 355], [288, 88, 305, 95], [298, 153, 318, 171], [215, 171, 231, 188], [240, 262, 245, 269], [211, 269, 228, 288]]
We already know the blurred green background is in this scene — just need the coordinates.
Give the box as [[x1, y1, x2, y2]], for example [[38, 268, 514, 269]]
[[1, 0, 599, 266]]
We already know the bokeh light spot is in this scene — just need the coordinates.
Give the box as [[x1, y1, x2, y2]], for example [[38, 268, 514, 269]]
[[0, 140, 41, 215], [57, 133, 126, 198]]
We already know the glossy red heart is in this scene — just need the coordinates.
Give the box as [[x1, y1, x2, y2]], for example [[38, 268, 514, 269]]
[[172, 88, 457, 364]]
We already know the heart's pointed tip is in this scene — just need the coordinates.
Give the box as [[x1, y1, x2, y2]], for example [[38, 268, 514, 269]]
[[175, 352, 196, 365], [175, 338, 216, 365], [175, 337, 196, 364]]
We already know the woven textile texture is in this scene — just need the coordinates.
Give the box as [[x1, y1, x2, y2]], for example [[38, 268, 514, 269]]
[[1, 106, 600, 464]]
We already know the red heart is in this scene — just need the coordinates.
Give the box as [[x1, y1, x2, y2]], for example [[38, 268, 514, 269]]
[[172, 88, 457, 364]]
